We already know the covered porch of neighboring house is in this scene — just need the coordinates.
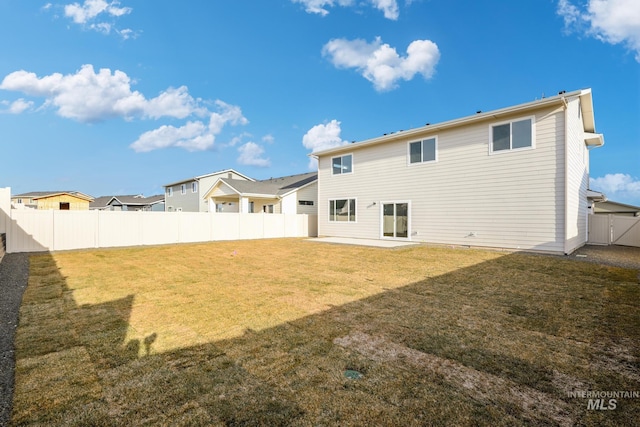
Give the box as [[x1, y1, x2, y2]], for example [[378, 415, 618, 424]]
[[209, 194, 280, 213], [205, 179, 281, 213]]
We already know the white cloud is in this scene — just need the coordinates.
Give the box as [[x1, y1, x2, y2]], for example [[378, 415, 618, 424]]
[[118, 28, 137, 40], [322, 37, 440, 91], [209, 100, 249, 133], [130, 121, 213, 153], [130, 102, 249, 153], [302, 119, 350, 169], [64, 0, 131, 24], [0, 98, 34, 114], [371, 0, 399, 20], [292, 0, 398, 20], [0, 65, 206, 123], [262, 134, 275, 144], [60, 0, 134, 39], [237, 142, 271, 167], [0, 64, 249, 153], [591, 173, 640, 202], [558, 0, 640, 61]]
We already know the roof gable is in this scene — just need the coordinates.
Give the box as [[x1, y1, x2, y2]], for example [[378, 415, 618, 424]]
[[203, 172, 318, 199], [164, 169, 254, 187]]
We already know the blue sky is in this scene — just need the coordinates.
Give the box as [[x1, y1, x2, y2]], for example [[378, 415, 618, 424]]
[[1, 0, 639, 205]]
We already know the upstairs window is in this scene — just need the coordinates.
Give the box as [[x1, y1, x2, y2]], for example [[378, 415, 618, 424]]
[[332, 154, 353, 175], [166, 187, 173, 197], [409, 137, 437, 164], [491, 117, 534, 153], [181, 184, 187, 195]]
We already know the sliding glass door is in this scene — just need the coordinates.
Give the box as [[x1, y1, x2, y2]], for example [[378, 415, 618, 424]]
[[381, 202, 409, 239]]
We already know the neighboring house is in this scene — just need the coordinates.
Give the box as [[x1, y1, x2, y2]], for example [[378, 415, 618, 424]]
[[203, 172, 318, 214], [311, 88, 605, 255], [594, 200, 640, 217], [90, 195, 165, 212], [11, 191, 94, 210], [164, 169, 253, 212]]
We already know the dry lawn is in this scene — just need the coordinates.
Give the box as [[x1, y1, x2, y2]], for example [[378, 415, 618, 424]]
[[10, 239, 640, 426]]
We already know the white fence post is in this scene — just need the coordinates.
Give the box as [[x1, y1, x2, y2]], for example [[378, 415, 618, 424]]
[[0, 187, 10, 235]]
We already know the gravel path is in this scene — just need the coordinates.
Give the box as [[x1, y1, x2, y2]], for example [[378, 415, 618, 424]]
[[0, 253, 29, 427], [568, 244, 640, 271]]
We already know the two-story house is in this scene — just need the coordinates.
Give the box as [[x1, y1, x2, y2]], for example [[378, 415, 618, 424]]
[[163, 169, 253, 212], [165, 169, 318, 215], [311, 89, 604, 254]]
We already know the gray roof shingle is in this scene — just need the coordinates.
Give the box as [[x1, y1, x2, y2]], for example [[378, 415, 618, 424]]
[[220, 172, 317, 197]]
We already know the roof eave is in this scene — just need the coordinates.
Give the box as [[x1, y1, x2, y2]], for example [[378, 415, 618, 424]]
[[587, 189, 607, 202]]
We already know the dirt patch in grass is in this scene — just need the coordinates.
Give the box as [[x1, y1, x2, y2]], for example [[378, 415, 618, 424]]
[[9, 239, 640, 426]]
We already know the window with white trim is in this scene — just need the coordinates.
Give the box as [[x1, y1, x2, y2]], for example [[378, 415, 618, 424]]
[[181, 184, 187, 195], [166, 187, 173, 197], [329, 198, 356, 222], [192, 182, 198, 193], [490, 117, 534, 153], [332, 154, 353, 175], [409, 137, 437, 164]]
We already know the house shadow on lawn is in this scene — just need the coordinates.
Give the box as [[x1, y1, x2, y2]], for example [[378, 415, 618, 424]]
[[10, 248, 640, 426]]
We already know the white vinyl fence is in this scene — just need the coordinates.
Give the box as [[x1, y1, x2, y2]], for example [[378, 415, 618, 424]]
[[0, 187, 10, 235], [3, 208, 318, 253], [588, 214, 640, 248]]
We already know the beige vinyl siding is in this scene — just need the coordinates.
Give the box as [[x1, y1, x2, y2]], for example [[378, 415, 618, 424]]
[[564, 95, 590, 253], [318, 105, 567, 252], [278, 182, 317, 214], [252, 199, 279, 214], [211, 183, 238, 198], [294, 182, 318, 215]]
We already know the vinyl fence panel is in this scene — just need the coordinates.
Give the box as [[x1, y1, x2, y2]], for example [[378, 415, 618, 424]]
[[212, 214, 241, 241], [5, 210, 318, 253], [7, 210, 54, 253], [588, 215, 610, 245], [53, 210, 99, 251], [612, 215, 640, 248], [177, 212, 211, 244]]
